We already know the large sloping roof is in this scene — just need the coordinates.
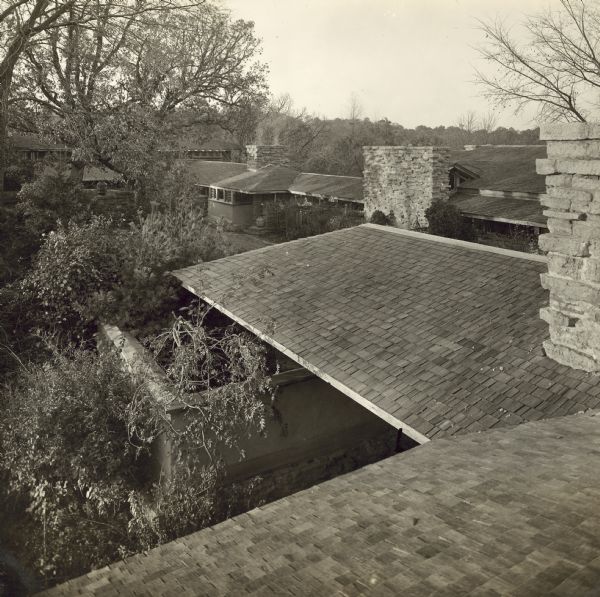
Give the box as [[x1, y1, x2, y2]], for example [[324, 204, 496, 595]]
[[177, 160, 248, 186], [450, 191, 547, 227], [42, 412, 600, 596], [451, 145, 547, 194], [289, 172, 363, 202], [173, 225, 599, 443], [213, 165, 300, 193]]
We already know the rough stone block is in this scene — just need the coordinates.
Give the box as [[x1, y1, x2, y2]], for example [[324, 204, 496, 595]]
[[546, 174, 573, 187], [543, 209, 585, 221], [541, 273, 600, 305], [547, 140, 600, 159], [571, 175, 600, 191], [540, 307, 570, 327], [547, 187, 592, 203], [546, 217, 572, 235], [538, 234, 590, 257], [572, 217, 600, 239], [547, 253, 586, 280], [540, 122, 600, 141], [536, 159, 558, 175], [582, 258, 600, 284], [543, 340, 599, 372], [541, 194, 571, 210], [555, 159, 600, 176]]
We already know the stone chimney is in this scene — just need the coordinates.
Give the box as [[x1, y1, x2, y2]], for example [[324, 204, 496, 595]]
[[536, 123, 600, 372], [363, 146, 450, 228], [245, 145, 289, 171]]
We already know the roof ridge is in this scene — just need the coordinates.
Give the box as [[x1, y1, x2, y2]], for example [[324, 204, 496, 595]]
[[362, 224, 547, 263], [294, 172, 363, 180]]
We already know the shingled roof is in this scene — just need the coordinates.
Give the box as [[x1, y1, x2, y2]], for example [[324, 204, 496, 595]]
[[178, 160, 248, 186], [212, 165, 300, 193], [449, 191, 548, 228], [289, 172, 363, 202], [42, 412, 600, 596], [449, 145, 547, 194], [173, 224, 600, 443]]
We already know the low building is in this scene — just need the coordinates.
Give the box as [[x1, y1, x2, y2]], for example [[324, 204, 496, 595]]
[[448, 145, 548, 241], [43, 122, 600, 595], [173, 224, 598, 444]]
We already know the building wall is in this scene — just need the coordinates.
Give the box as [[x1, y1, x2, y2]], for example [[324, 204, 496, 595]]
[[170, 374, 397, 488], [207, 199, 254, 227], [98, 324, 398, 503], [537, 123, 600, 372], [363, 146, 451, 228]]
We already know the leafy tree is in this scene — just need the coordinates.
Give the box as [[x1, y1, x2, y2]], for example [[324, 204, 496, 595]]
[[0, 0, 206, 167], [12, 0, 268, 199], [476, 0, 600, 122]]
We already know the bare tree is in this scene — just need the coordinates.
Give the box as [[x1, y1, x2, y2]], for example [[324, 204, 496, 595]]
[[457, 110, 478, 133], [479, 111, 499, 133], [348, 92, 363, 122], [475, 0, 600, 122]]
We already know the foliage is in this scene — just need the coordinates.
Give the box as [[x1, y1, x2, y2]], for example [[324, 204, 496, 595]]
[[476, 0, 600, 122], [263, 201, 364, 241], [15, 196, 229, 345], [20, 217, 126, 343], [297, 117, 540, 177], [370, 210, 394, 226], [0, 348, 161, 582], [0, 306, 272, 584], [112, 200, 229, 333], [425, 200, 476, 241], [12, 0, 268, 192], [17, 171, 91, 238]]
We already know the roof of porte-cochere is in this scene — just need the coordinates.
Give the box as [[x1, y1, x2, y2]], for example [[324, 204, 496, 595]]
[[172, 224, 600, 443], [41, 412, 600, 596]]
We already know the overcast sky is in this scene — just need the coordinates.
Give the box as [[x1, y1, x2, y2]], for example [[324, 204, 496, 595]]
[[223, 0, 557, 130]]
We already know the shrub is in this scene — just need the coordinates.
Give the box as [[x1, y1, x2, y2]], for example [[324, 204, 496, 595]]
[[17, 171, 90, 238], [18, 200, 230, 342], [263, 201, 364, 240], [0, 348, 161, 582], [369, 209, 391, 225], [20, 217, 126, 342], [425, 200, 475, 241], [0, 309, 272, 584]]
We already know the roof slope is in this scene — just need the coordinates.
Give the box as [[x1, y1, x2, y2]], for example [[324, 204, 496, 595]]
[[289, 172, 364, 202], [213, 164, 300, 193], [450, 192, 547, 227], [42, 412, 600, 596], [451, 145, 547, 194], [173, 225, 599, 442], [177, 160, 248, 186]]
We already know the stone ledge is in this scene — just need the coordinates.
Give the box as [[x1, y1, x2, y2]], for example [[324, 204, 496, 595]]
[[540, 122, 600, 141], [543, 340, 600, 372], [538, 234, 590, 257]]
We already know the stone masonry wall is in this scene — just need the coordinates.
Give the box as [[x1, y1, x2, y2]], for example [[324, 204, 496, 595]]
[[363, 146, 451, 228], [246, 145, 289, 170], [536, 122, 600, 372]]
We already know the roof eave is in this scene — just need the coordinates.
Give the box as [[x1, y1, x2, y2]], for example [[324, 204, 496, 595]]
[[176, 279, 431, 445]]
